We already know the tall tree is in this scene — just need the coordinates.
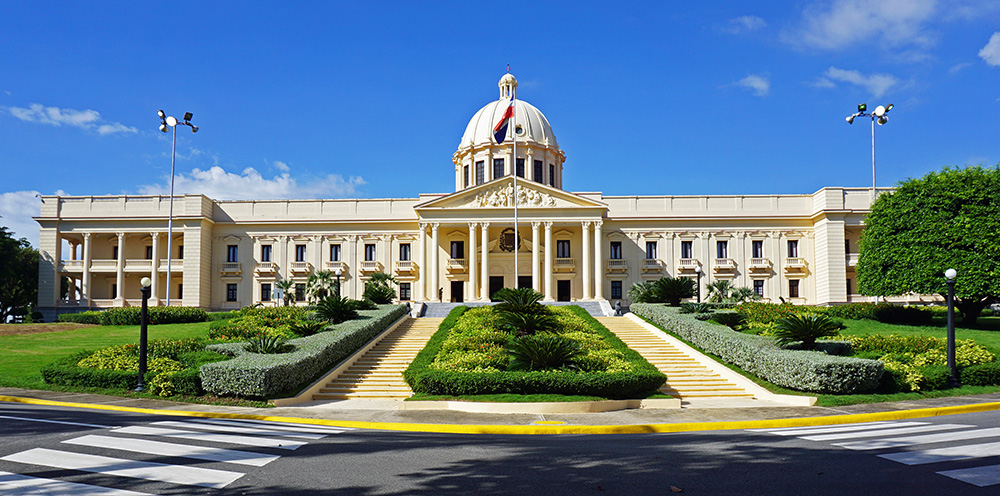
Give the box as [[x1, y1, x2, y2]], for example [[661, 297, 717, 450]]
[[0, 226, 39, 322], [857, 165, 1000, 324]]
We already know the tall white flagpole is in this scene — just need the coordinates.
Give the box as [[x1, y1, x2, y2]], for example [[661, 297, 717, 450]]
[[512, 82, 519, 291]]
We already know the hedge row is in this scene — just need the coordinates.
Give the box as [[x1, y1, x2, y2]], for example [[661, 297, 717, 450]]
[[403, 306, 666, 399], [200, 304, 408, 398], [631, 303, 883, 394], [57, 307, 208, 325], [40, 348, 225, 396]]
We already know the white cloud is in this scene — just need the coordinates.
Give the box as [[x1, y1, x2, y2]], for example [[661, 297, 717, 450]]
[[811, 77, 837, 88], [273, 160, 291, 172], [4, 103, 137, 135], [949, 62, 973, 74], [137, 166, 366, 200], [786, 0, 937, 51], [0, 191, 43, 247], [735, 74, 771, 97], [980, 32, 1000, 66], [723, 15, 766, 34], [820, 67, 899, 97]]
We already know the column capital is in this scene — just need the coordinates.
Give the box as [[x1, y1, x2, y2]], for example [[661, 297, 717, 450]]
[[82, 232, 92, 240], [418, 222, 428, 230], [468, 221, 478, 229], [430, 222, 440, 231], [116, 231, 126, 239], [150, 231, 160, 238], [544, 221, 553, 229], [532, 221, 541, 229], [480, 222, 490, 229], [593, 220, 603, 228], [581, 221, 592, 229]]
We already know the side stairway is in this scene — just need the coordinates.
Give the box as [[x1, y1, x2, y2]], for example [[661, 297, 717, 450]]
[[596, 316, 753, 400], [313, 317, 443, 400]]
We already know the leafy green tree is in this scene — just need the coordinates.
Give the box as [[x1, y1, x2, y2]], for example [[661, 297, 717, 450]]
[[857, 165, 1000, 324], [0, 226, 39, 322]]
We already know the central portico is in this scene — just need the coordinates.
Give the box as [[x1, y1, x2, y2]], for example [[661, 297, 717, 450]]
[[414, 176, 607, 302]]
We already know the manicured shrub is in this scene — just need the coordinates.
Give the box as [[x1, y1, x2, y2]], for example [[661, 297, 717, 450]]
[[363, 284, 396, 304], [633, 277, 694, 306], [847, 334, 940, 355], [960, 362, 1000, 386], [245, 335, 290, 354], [874, 305, 934, 326], [57, 311, 102, 324], [494, 288, 546, 315], [506, 335, 584, 371], [207, 311, 240, 321], [773, 314, 843, 350], [208, 315, 296, 341], [349, 299, 378, 311], [313, 296, 360, 324], [98, 306, 208, 326], [709, 311, 745, 330], [822, 302, 889, 321]]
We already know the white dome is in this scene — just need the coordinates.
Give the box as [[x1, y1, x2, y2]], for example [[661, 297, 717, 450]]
[[459, 98, 558, 149]]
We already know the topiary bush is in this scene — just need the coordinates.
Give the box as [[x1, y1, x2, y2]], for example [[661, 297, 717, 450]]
[[873, 305, 934, 326], [98, 306, 208, 325], [57, 311, 102, 324], [961, 362, 1000, 386]]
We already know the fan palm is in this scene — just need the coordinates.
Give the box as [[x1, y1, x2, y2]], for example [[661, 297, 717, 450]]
[[306, 270, 336, 303], [274, 279, 295, 306], [705, 280, 734, 303], [773, 314, 842, 350], [652, 277, 695, 306], [506, 335, 583, 371]]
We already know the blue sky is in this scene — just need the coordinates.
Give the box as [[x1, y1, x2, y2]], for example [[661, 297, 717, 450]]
[[2, 1, 999, 246]]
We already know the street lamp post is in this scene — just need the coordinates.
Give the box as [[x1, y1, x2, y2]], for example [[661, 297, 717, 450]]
[[945, 268, 960, 387], [694, 266, 702, 303], [334, 267, 342, 298], [135, 277, 152, 392], [157, 111, 199, 306], [846, 103, 894, 201]]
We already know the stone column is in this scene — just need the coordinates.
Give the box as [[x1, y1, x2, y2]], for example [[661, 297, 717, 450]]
[[481, 222, 490, 300], [531, 222, 540, 293], [544, 222, 554, 301], [417, 223, 427, 301], [593, 221, 603, 299], [81, 233, 92, 306], [150, 232, 160, 303], [468, 222, 478, 300], [581, 221, 592, 300], [115, 232, 125, 304], [430, 223, 440, 302]]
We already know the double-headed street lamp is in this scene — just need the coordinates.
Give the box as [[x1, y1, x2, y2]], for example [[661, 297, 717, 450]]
[[157, 110, 199, 306], [945, 268, 960, 387], [846, 103, 894, 201]]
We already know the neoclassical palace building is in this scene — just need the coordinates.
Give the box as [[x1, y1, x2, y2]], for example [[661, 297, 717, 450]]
[[36, 74, 877, 318]]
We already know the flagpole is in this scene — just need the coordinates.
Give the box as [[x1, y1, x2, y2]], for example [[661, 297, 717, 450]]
[[512, 87, 519, 291]]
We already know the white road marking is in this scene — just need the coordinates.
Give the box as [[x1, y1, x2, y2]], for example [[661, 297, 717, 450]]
[[112, 425, 305, 450], [880, 440, 1000, 465], [1, 448, 243, 489], [0, 471, 155, 495], [63, 434, 280, 467], [938, 464, 1000, 487], [757, 422, 929, 436], [149, 420, 326, 439], [747, 420, 899, 433], [833, 427, 1000, 451], [177, 417, 350, 435], [0, 415, 118, 429], [800, 424, 970, 442]]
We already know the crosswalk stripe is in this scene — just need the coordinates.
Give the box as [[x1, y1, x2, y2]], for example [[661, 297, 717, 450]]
[[0, 471, 155, 495], [833, 427, 1000, 451], [747, 421, 899, 433], [799, 424, 970, 442], [178, 417, 350, 435], [937, 464, 1000, 487], [63, 434, 280, 467], [1, 448, 243, 489], [879, 440, 1000, 465], [113, 425, 305, 450], [149, 420, 326, 439], [757, 422, 929, 436]]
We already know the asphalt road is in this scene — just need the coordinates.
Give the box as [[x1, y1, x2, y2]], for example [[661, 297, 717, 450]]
[[1, 402, 999, 495]]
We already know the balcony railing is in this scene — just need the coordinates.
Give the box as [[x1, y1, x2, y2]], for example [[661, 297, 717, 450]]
[[555, 257, 575, 272], [255, 262, 277, 274], [677, 258, 700, 271], [221, 262, 241, 275], [124, 259, 152, 271], [606, 259, 628, 272], [846, 253, 859, 267], [359, 260, 383, 273], [158, 259, 182, 271], [60, 260, 84, 272], [91, 299, 115, 308], [395, 260, 416, 273], [785, 258, 807, 272], [641, 259, 662, 272], [324, 261, 346, 272], [446, 258, 468, 273], [713, 258, 736, 272], [290, 261, 312, 273], [90, 259, 117, 271], [749, 258, 772, 272]]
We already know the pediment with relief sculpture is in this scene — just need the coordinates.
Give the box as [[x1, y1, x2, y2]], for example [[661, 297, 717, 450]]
[[414, 176, 605, 211]]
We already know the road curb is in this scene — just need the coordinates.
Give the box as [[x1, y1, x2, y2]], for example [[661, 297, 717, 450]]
[[3, 394, 1000, 435]]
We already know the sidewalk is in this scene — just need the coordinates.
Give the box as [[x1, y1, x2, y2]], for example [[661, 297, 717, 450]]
[[3, 387, 1000, 430]]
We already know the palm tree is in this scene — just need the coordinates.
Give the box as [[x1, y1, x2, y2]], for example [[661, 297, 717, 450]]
[[652, 277, 695, 306], [773, 314, 842, 350], [705, 280, 734, 303], [363, 271, 398, 304], [306, 270, 336, 303], [274, 279, 295, 306]]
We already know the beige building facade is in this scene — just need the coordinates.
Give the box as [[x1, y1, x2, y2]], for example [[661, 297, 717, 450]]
[[36, 74, 881, 317]]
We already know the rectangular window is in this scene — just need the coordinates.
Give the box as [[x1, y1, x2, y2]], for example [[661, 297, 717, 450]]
[[177, 283, 183, 299], [112, 283, 117, 298], [112, 246, 118, 260], [295, 244, 306, 262], [716, 240, 728, 259], [493, 158, 505, 179], [450, 241, 465, 259], [475, 161, 485, 184], [845, 239, 850, 253], [610, 241, 623, 260], [753, 279, 764, 297], [226, 283, 238, 302], [611, 280, 622, 299], [533, 160, 543, 183], [177, 245, 183, 259], [145, 246, 153, 260], [646, 241, 657, 260], [364, 243, 376, 262], [329, 244, 340, 262], [226, 244, 238, 263], [399, 243, 411, 261], [516, 158, 525, 178], [680, 240, 693, 259], [846, 278, 852, 295], [752, 240, 764, 258], [399, 282, 411, 301], [788, 240, 799, 258], [261, 245, 272, 262], [557, 240, 571, 258], [261, 283, 272, 302], [548, 164, 555, 187], [789, 279, 800, 298], [463, 165, 469, 188], [295, 283, 306, 302]]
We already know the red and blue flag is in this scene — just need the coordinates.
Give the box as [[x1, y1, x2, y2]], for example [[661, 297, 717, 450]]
[[493, 98, 514, 143]]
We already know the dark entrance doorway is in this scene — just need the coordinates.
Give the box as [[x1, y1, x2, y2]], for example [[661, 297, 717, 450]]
[[451, 281, 464, 303], [557, 280, 571, 301], [489, 276, 505, 301], [517, 276, 532, 290]]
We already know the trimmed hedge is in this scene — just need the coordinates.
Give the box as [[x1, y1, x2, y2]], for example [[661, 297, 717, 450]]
[[42, 351, 146, 389], [961, 362, 1000, 386], [632, 303, 883, 394], [57, 307, 208, 326], [200, 304, 408, 398], [403, 306, 666, 399], [58, 311, 102, 324]]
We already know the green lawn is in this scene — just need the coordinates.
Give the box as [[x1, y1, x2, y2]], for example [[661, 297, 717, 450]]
[[838, 316, 1000, 351], [0, 322, 211, 389]]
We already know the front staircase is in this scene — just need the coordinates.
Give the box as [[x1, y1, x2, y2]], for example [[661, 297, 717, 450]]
[[312, 317, 442, 400], [595, 317, 753, 399]]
